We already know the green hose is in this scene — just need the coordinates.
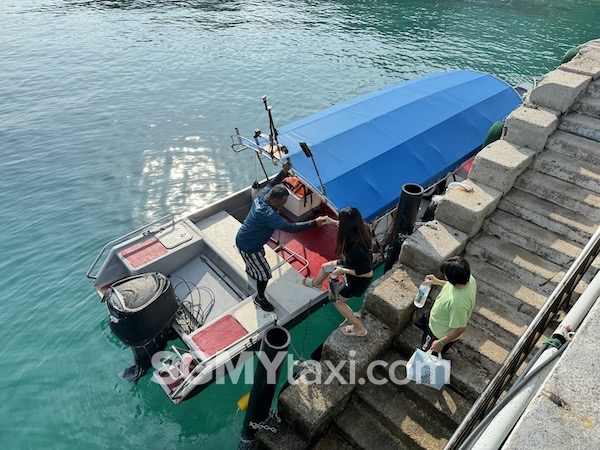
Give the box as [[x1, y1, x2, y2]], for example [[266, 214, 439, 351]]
[[543, 337, 564, 349], [482, 120, 505, 148], [560, 47, 580, 64]]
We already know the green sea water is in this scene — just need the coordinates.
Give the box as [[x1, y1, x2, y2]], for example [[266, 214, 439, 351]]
[[1, 0, 598, 448]]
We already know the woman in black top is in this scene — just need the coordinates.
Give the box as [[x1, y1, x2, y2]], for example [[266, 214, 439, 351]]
[[303, 207, 373, 336]]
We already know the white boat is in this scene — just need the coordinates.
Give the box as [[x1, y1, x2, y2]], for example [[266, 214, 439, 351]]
[[87, 69, 523, 404]]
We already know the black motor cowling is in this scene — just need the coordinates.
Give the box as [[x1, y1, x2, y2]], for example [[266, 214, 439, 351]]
[[104, 272, 178, 347]]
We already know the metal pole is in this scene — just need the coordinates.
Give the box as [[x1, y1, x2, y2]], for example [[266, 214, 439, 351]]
[[239, 326, 291, 447], [299, 141, 327, 196], [262, 96, 280, 157], [252, 129, 270, 181], [384, 183, 423, 272]]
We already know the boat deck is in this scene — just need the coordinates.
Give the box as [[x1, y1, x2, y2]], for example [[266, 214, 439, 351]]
[[268, 209, 339, 284], [192, 210, 331, 321], [150, 209, 334, 401]]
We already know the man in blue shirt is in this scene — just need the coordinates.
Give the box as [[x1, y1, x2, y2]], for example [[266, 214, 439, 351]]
[[236, 160, 328, 311]]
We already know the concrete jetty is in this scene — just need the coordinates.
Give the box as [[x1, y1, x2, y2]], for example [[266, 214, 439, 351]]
[[257, 39, 600, 449]]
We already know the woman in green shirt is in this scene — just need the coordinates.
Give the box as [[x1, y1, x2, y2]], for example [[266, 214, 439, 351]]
[[419, 256, 476, 354]]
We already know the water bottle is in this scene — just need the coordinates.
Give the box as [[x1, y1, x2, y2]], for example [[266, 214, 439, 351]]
[[329, 276, 340, 302], [414, 281, 431, 308]]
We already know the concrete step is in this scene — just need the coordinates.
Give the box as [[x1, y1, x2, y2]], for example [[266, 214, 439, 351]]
[[468, 235, 595, 317], [532, 150, 600, 194], [587, 78, 600, 97], [257, 421, 311, 450], [546, 130, 600, 166], [471, 292, 554, 347], [450, 321, 513, 374], [353, 381, 455, 449], [466, 231, 564, 295], [558, 112, 600, 142], [468, 255, 547, 317], [470, 282, 554, 356], [476, 225, 600, 298], [573, 93, 600, 119], [313, 427, 355, 450], [499, 188, 597, 246], [484, 209, 583, 267], [470, 289, 532, 343], [514, 170, 600, 221], [396, 323, 498, 398], [334, 398, 411, 449], [375, 348, 473, 427]]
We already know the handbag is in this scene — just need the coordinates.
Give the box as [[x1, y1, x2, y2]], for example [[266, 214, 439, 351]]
[[406, 348, 451, 390]]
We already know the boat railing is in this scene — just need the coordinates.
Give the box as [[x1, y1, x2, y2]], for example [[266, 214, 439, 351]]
[[232, 129, 342, 215], [231, 133, 261, 154], [231, 128, 287, 158], [269, 237, 310, 275], [86, 213, 176, 280], [445, 225, 600, 449]]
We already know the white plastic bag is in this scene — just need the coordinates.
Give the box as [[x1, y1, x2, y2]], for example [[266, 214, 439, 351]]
[[406, 348, 451, 390]]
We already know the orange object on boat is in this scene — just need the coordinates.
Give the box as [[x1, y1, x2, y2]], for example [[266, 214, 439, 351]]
[[282, 176, 307, 198]]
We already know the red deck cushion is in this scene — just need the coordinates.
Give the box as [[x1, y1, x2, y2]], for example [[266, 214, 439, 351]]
[[191, 315, 248, 357], [120, 237, 168, 269]]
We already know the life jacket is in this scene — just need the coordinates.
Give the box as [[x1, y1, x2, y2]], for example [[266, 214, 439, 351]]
[[282, 176, 308, 198]]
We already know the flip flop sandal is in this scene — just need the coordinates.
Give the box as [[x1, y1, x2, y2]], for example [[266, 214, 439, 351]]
[[302, 277, 323, 291], [340, 324, 368, 337]]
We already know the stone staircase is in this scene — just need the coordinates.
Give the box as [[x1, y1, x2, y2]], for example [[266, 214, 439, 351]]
[[257, 42, 600, 450]]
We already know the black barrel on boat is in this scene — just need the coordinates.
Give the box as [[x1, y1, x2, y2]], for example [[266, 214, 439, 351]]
[[104, 272, 178, 347]]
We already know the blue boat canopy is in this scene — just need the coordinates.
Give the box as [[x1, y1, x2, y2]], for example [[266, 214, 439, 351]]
[[277, 70, 522, 221]]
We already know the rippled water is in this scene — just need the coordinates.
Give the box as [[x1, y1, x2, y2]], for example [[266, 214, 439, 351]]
[[1, 0, 597, 448]]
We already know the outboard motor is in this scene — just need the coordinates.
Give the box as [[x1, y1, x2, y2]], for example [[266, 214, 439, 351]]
[[103, 272, 179, 381]]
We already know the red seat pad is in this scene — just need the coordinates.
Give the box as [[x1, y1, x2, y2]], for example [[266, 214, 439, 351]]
[[191, 315, 248, 357], [120, 237, 168, 269]]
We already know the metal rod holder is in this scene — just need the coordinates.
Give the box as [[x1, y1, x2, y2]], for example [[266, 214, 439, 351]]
[[384, 183, 424, 272], [240, 326, 291, 444]]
